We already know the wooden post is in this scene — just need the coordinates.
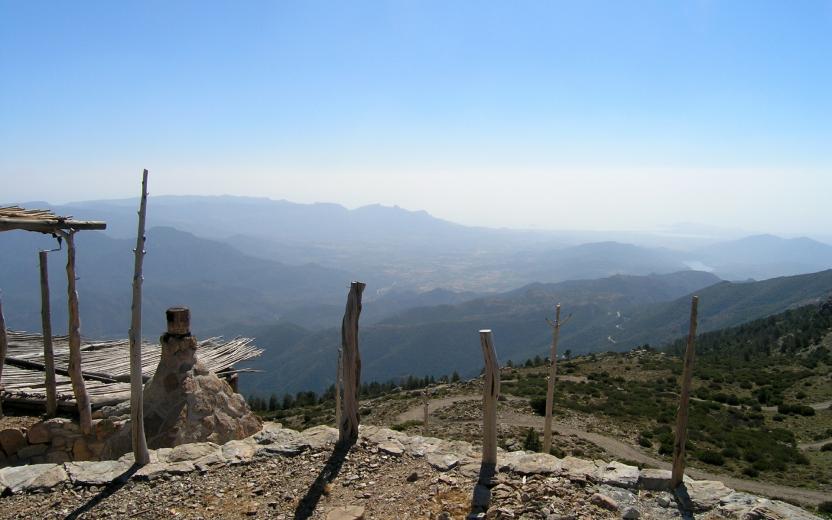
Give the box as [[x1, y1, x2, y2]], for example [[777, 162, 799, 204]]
[[0, 294, 7, 418], [543, 304, 565, 454], [423, 389, 429, 433], [335, 346, 342, 428], [671, 296, 699, 488], [39, 251, 58, 417], [479, 329, 500, 471], [63, 231, 92, 435], [338, 281, 365, 445], [129, 169, 150, 465]]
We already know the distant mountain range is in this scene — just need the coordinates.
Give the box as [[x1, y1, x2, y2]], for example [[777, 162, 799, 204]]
[[8, 197, 828, 291], [3, 195, 832, 397], [238, 269, 832, 396]]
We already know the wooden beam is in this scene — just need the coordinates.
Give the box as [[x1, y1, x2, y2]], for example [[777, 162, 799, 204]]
[[0, 218, 106, 233], [0, 295, 7, 418], [63, 231, 93, 435], [39, 251, 58, 417], [129, 169, 151, 465], [339, 281, 365, 445], [479, 329, 500, 473], [671, 296, 699, 488]]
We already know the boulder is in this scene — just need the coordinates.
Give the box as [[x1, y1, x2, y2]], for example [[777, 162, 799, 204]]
[[0, 428, 27, 457], [26, 422, 51, 445]]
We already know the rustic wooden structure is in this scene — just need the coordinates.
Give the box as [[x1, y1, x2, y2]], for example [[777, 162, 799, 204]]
[[0, 296, 7, 418], [1, 330, 261, 409], [338, 281, 365, 445], [0, 206, 106, 427], [543, 304, 571, 454], [479, 329, 500, 474], [129, 169, 151, 464], [671, 295, 699, 488], [39, 250, 58, 417]]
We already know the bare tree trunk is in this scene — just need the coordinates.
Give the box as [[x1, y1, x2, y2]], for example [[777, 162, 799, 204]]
[[671, 296, 699, 488], [479, 329, 500, 471], [63, 231, 92, 434], [338, 281, 365, 445], [0, 295, 7, 418], [129, 169, 150, 465], [39, 251, 58, 417], [543, 304, 562, 454], [335, 346, 342, 428]]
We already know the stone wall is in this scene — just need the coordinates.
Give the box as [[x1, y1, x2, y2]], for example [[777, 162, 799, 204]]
[[0, 417, 125, 467]]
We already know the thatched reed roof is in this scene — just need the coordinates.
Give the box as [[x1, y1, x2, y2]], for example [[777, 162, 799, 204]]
[[0, 205, 106, 233], [2, 331, 262, 409]]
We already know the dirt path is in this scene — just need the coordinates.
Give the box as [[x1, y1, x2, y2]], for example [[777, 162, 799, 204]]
[[762, 400, 832, 412], [398, 396, 831, 507], [799, 437, 832, 450], [395, 395, 480, 423]]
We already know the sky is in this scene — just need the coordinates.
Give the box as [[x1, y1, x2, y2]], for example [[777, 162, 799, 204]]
[[1, 1, 831, 235]]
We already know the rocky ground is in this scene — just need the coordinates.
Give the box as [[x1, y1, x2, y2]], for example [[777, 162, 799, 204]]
[[0, 422, 821, 519]]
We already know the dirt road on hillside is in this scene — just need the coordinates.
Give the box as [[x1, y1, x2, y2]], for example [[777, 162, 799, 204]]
[[398, 396, 831, 507]]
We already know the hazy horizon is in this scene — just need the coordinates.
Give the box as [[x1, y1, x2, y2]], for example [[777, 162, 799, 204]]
[[2, 2, 831, 235]]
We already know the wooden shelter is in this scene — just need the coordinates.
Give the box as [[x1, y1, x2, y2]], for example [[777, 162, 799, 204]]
[[2, 330, 262, 409], [0, 205, 106, 428]]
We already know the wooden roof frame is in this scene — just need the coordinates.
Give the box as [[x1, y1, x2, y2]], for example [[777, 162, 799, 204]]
[[0, 206, 106, 233]]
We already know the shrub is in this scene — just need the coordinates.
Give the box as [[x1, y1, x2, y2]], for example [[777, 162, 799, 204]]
[[820, 443, 832, 452], [721, 445, 741, 459], [696, 450, 725, 466], [777, 403, 815, 416], [638, 436, 652, 448], [743, 466, 759, 478], [523, 428, 541, 452], [819, 501, 832, 515]]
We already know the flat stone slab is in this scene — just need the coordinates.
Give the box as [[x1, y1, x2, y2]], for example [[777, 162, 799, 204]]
[[66, 460, 133, 486], [561, 456, 601, 481], [0, 463, 68, 493], [378, 440, 405, 456], [638, 468, 671, 491], [168, 442, 221, 463], [426, 452, 459, 471], [682, 479, 734, 512], [221, 438, 258, 463], [326, 505, 365, 520], [134, 461, 196, 480], [300, 425, 339, 449], [506, 452, 562, 475], [597, 461, 639, 488]]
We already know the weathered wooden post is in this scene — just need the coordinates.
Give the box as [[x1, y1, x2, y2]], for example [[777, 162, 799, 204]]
[[422, 389, 429, 433], [39, 250, 58, 417], [479, 329, 500, 474], [671, 295, 699, 488], [62, 230, 93, 435], [339, 281, 365, 445], [335, 346, 342, 428], [129, 169, 151, 465], [543, 304, 569, 454], [0, 295, 7, 418]]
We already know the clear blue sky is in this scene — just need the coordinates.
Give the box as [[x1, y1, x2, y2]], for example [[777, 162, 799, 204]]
[[1, 1, 830, 234]]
